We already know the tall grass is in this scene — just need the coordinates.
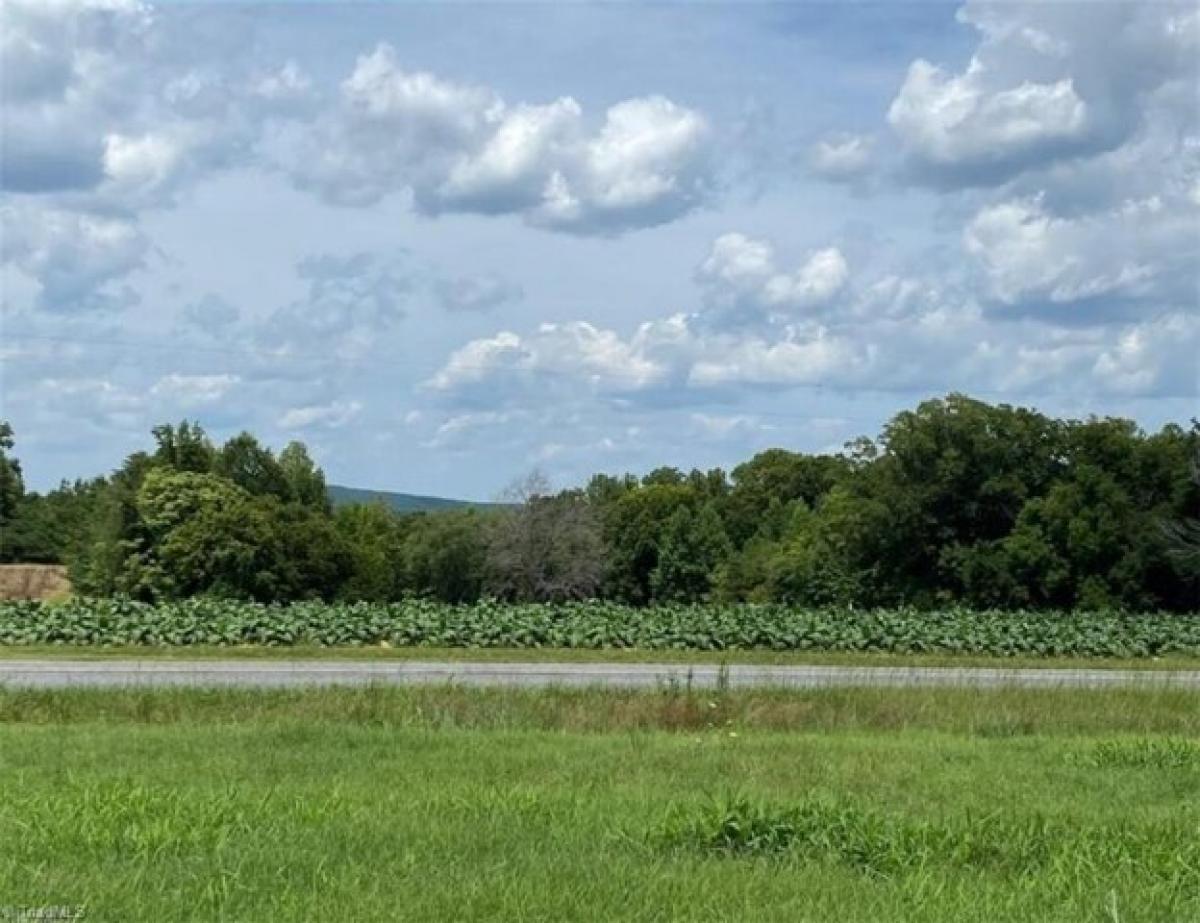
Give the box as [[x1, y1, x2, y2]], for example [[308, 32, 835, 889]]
[[2, 684, 1198, 735]]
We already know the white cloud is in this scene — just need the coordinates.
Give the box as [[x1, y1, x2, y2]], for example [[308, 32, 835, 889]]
[[427, 321, 668, 395], [150, 373, 240, 405], [435, 272, 523, 313], [0, 204, 148, 312], [689, 330, 868, 388], [964, 194, 1194, 312], [283, 44, 712, 234], [255, 252, 413, 358], [102, 130, 185, 196], [253, 61, 312, 106], [1, 0, 153, 192], [696, 233, 849, 328], [278, 400, 362, 430], [809, 133, 874, 181], [888, 59, 1088, 180], [690, 413, 769, 439], [1092, 313, 1199, 396], [423, 410, 516, 449], [883, 3, 1198, 186]]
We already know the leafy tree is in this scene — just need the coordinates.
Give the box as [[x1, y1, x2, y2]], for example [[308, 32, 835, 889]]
[[650, 503, 731, 602], [72, 452, 156, 597], [722, 450, 847, 546], [335, 502, 406, 601], [995, 464, 1166, 610], [597, 482, 694, 604], [133, 468, 267, 599], [0, 422, 25, 562], [3, 478, 105, 564], [1163, 443, 1200, 585], [401, 510, 489, 603], [151, 421, 215, 473], [765, 489, 888, 606], [279, 441, 329, 511], [128, 468, 349, 601], [215, 433, 290, 499]]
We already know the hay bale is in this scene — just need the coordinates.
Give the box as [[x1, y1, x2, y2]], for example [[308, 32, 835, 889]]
[[0, 564, 72, 601]]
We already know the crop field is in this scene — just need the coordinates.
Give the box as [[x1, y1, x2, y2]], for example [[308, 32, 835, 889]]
[[1, 684, 1198, 922], [3, 598, 1199, 658]]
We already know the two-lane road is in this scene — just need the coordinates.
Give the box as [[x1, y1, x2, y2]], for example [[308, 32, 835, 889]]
[[1, 660, 1198, 690]]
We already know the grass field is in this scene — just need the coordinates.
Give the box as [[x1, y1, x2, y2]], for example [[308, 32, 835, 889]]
[[2, 685, 1198, 922], [4, 641, 1200, 672]]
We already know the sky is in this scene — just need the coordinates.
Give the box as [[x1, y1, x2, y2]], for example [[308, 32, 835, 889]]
[[1, 0, 1197, 498]]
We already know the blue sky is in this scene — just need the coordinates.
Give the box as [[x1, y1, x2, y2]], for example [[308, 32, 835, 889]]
[[2, 0, 1197, 497]]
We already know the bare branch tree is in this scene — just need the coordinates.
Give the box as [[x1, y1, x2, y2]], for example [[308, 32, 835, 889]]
[[486, 471, 605, 602]]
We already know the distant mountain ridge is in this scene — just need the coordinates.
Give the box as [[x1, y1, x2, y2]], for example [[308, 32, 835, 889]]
[[327, 484, 491, 513]]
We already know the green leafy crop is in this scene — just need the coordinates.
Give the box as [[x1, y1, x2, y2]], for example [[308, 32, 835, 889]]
[[1, 599, 1198, 657]]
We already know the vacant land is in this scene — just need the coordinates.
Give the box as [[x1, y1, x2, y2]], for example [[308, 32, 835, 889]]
[[1, 685, 1197, 922]]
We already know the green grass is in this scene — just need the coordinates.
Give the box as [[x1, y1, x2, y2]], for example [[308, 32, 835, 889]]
[[1, 685, 1199, 921], [4, 642, 1200, 672]]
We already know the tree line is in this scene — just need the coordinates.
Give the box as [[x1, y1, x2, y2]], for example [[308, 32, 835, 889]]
[[1, 394, 1197, 611]]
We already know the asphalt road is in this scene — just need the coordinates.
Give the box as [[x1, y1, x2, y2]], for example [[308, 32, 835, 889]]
[[1, 660, 1198, 690]]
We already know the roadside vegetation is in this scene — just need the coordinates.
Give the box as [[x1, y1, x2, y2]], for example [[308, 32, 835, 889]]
[[1, 684, 1197, 922], [3, 394, 1198, 615]]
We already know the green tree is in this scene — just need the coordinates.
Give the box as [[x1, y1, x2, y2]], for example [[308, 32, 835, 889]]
[[215, 433, 290, 499], [401, 510, 489, 603], [722, 449, 847, 546], [71, 453, 156, 597], [151, 421, 215, 473], [766, 489, 887, 606], [598, 483, 693, 604], [0, 422, 25, 562], [279, 441, 329, 511], [335, 502, 406, 601], [650, 503, 731, 602], [3, 478, 106, 564], [994, 464, 1161, 610]]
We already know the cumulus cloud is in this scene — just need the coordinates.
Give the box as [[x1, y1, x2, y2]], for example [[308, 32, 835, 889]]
[[150, 373, 240, 406], [423, 410, 518, 450], [426, 223, 1196, 413], [282, 44, 712, 234], [278, 400, 363, 430], [888, 60, 1089, 183], [252, 61, 313, 109], [695, 233, 849, 328], [30, 376, 147, 432], [256, 252, 413, 357], [435, 272, 523, 313], [182, 293, 240, 332], [885, 2, 1198, 186], [0, 204, 148, 312], [1, 0, 152, 193], [809, 133, 875, 181], [427, 320, 672, 397], [688, 331, 869, 388], [1, 0, 288, 313], [1091, 313, 1199, 396], [964, 193, 1198, 316]]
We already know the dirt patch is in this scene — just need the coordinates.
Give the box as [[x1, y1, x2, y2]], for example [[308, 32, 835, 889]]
[[0, 565, 72, 601]]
